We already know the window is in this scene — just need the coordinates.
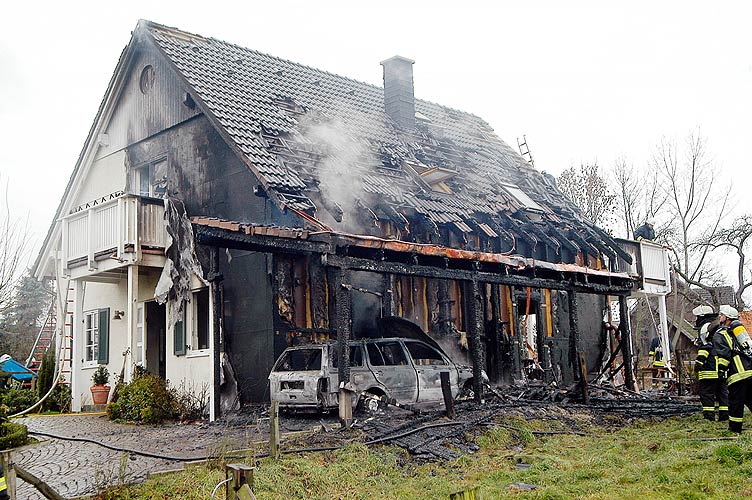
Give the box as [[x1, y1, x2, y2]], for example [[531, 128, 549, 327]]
[[500, 182, 545, 212], [331, 345, 364, 368], [174, 306, 186, 356], [405, 341, 446, 366], [135, 304, 144, 365], [132, 157, 167, 198], [273, 349, 322, 372], [368, 342, 408, 366], [192, 288, 210, 351], [84, 309, 109, 365]]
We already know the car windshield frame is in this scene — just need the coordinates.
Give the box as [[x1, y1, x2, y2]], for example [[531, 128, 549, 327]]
[[272, 347, 323, 372]]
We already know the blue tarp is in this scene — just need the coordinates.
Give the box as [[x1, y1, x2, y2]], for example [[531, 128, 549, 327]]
[[0, 355, 36, 381]]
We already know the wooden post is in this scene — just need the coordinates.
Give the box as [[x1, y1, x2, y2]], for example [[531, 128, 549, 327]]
[[338, 386, 354, 428], [675, 349, 684, 396], [567, 290, 580, 380], [269, 400, 281, 459], [226, 463, 256, 500], [466, 279, 485, 402], [0, 450, 16, 500], [450, 486, 481, 499], [577, 351, 590, 405], [440, 371, 455, 419], [618, 295, 635, 391]]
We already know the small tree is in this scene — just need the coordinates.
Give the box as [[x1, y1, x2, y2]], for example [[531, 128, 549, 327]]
[[0, 178, 30, 313], [612, 157, 667, 239], [557, 163, 616, 228], [37, 348, 55, 401]]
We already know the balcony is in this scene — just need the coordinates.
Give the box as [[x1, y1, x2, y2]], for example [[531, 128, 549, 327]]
[[614, 238, 671, 295], [61, 195, 167, 279]]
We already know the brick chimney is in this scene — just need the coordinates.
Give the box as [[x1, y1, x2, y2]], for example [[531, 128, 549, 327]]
[[381, 56, 415, 129]]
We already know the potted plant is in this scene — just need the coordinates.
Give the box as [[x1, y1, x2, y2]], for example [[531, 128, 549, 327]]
[[90, 365, 111, 405]]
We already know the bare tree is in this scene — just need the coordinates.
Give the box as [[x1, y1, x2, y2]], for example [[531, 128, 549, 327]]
[[654, 132, 729, 290], [557, 163, 616, 228], [612, 157, 666, 239], [0, 178, 31, 312], [695, 215, 752, 309]]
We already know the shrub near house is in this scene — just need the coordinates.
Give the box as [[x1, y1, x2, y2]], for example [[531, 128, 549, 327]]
[[106, 372, 207, 424]]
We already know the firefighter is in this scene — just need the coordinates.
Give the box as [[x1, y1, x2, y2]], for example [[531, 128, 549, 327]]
[[713, 304, 752, 433], [633, 220, 656, 242], [694, 321, 728, 421], [648, 335, 666, 377]]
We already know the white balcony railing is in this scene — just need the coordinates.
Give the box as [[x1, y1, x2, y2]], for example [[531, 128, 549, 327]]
[[61, 194, 166, 271], [614, 238, 671, 294]]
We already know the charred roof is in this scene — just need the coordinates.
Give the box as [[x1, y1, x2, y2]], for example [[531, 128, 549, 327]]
[[142, 20, 626, 266]]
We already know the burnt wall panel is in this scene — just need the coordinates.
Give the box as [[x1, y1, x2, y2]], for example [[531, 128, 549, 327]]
[[221, 250, 275, 403], [550, 291, 606, 385]]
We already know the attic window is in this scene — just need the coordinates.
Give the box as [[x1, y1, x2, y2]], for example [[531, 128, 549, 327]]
[[500, 183, 544, 212], [139, 65, 155, 94]]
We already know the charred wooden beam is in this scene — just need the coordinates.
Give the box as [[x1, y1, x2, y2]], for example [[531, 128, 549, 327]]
[[618, 294, 635, 390], [209, 246, 222, 419], [309, 258, 329, 329], [325, 254, 632, 295], [568, 290, 580, 379], [489, 284, 502, 383], [466, 279, 485, 402], [333, 267, 353, 383], [509, 286, 522, 379], [437, 280, 453, 335]]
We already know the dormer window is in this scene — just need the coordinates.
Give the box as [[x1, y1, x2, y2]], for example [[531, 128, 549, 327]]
[[132, 157, 167, 198]]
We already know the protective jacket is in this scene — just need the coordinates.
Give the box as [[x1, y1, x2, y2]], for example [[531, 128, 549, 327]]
[[713, 322, 752, 386], [649, 336, 665, 367], [695, 340, 721, 380]]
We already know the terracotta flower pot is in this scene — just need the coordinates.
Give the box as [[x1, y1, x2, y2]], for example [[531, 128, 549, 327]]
[[91, 385, 111, 405]]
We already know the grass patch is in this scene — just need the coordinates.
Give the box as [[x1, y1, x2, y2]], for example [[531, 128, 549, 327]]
[[94, 412, 752, 500]]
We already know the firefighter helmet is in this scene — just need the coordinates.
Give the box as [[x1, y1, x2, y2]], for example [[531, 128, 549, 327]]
[[719, 304, 739, 319], [692, 305, 715, 317]]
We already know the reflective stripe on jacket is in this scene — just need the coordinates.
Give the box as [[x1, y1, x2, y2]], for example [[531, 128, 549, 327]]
[[695, 343, 720, 380], [713, 328, 752, 386]]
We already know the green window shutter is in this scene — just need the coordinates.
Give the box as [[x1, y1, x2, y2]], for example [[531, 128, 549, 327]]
[[174, 308, 186, 356], [98, 308, 110, 364]]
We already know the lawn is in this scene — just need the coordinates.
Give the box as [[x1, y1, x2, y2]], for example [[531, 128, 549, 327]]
[[94, 412, 752, 500]]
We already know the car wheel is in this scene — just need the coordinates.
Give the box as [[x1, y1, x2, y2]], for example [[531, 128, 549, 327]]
[[357, 392, 386, 414], [458, 381, 475, 400]]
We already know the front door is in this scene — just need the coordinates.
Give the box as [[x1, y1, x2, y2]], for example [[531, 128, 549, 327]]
[[146, 301, 166, 378], [403, 340, 456, 403]]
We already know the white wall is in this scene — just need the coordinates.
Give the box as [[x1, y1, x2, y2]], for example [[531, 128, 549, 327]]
[[72, 150, 127, 210], [71, 279, 128, 411], [70, 268, 213, 414]]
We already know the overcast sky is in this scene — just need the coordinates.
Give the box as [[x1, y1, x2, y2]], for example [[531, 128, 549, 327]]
[[1, 1, 751, 278]]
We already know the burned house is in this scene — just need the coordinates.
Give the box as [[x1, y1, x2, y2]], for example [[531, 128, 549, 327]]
[[33, 20, 669, 419]]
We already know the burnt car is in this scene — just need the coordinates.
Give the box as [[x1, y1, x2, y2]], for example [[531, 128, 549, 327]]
[[268, 336, 480, 412]]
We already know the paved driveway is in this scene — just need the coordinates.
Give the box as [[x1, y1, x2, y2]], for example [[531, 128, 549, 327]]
[[12, 414, 272, 499]]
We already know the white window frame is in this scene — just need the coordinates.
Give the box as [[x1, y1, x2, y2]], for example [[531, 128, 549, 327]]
[[132, 157, 167, 198], [84, 310, 99, 367], [135, 303, 144, 366], [188, 287, 210, 356]]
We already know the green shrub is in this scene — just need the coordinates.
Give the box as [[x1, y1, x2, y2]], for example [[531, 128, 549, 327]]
[[1, 387, 38, 414], [91, 365, 110, 385], [107, 374, 180, 424], [0, 421, 28, 449], [44, 384, 71, 413], [36, 348, 55, 400]]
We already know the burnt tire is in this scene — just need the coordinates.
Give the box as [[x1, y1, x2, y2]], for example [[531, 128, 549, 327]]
[[357, 391, 386, 414]]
